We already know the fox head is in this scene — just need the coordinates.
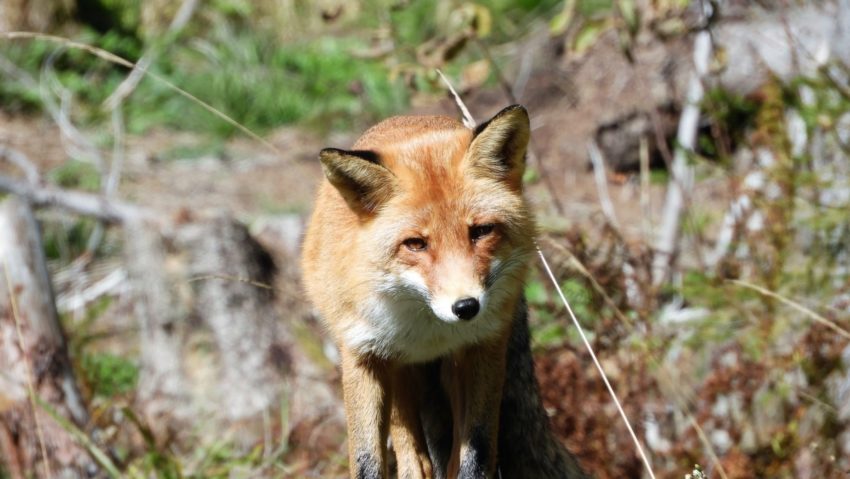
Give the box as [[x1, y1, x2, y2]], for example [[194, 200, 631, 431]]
[[319, 105, 534, 330]]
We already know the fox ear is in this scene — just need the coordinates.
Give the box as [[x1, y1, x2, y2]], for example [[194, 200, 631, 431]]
[[467, 104, 530, 188], [319, 148, 395, 213]]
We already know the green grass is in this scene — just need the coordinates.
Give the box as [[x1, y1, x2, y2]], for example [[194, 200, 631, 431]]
[[1, 0, 568, 139], [81, 352, 139, 397], [138, 33, 409, 136]]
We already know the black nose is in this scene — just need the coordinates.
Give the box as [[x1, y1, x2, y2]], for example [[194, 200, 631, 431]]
[[452, 297, 480, 321]]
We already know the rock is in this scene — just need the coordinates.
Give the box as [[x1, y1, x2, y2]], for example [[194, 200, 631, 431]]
[[252, 214, 305, 259], [593, 108, 677, 172], [739, 424, 758, 454], [710, 428, 733, 454]]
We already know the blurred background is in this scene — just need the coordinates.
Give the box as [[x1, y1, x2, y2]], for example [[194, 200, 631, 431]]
[[1, 0, 849, 477]]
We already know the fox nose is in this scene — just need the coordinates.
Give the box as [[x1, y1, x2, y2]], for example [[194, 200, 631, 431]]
[[451, 297, 480, 321]]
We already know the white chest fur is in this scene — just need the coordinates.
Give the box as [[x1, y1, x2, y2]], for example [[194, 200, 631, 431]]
[[342, 290, 505, 363]]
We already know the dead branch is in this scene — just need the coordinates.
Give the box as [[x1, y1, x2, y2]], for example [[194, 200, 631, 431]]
[[651, 30, 711, 286], [0, 146, 40, 185], [0, 173, 157, 224], [586, 139, 621, 231]]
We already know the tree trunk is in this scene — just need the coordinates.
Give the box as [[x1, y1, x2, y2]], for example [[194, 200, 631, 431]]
[[182, 215, 283, 422], [0, 196, 91, 478], [123, 219, 191, 436]]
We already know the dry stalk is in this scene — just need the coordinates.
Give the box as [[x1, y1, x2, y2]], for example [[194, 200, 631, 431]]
[[729, 279, 850, 341], [537, 246, 657, 479]]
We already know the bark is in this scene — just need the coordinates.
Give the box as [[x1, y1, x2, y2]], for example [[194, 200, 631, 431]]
[[0, 196, 91, 477], [182, 215, 283, 422], [123, 219, 191, 434]]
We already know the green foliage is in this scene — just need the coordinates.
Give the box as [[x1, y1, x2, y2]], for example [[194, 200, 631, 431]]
[[560, 278, 594, 323], [41, 217, 98, 261], [578, 0, 614, 16], [700, 86, 760, 162], [525, 279, 550, 306], [139, 32, 408, 135], [81, 352, 139, 397], [48, 160, 102, 190], [527, 271, 600, 349]]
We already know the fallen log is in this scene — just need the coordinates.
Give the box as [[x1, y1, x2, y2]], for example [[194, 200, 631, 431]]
[[0, 196, 92, 477]]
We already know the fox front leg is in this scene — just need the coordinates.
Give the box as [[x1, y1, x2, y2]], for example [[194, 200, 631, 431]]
[[444, 340, 508, 479], [341, 350, 392, 479], [390, 365, 433, 479]]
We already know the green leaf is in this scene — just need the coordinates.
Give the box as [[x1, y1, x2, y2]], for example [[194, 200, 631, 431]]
[[572, 19, 609, 56]]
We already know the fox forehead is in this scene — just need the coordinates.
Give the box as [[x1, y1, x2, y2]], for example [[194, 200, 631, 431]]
[[354, 115, 473, 176], [348, 115, 524, 230]]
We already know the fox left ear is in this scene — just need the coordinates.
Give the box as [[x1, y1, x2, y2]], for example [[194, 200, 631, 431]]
[[319, 148, 396, 214], [467, 104, 530, 188]]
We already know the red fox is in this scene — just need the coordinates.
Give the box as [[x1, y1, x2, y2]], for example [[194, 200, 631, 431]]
[[302, 105, 588, 478]]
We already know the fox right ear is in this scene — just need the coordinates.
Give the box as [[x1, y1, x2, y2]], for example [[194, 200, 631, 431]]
[[467, 104, 530, 190], [319, 148, 396, 214]]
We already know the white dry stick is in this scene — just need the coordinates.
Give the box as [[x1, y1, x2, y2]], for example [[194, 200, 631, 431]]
[[587, 139, 621, 230], [639, 137, 652, 243], [436, 69, 476, 128], [538, 247, 657, 479], [652, 30, 712, 286], [705, 193, 752, 268], [0, 145, 40, 185], [0, 173, 155, 223]]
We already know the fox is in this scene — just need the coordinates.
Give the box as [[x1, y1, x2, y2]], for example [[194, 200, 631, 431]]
[[301, 105, 589, 479]]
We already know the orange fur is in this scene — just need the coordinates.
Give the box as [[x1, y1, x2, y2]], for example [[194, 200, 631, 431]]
[[302, 106, 534, 479]]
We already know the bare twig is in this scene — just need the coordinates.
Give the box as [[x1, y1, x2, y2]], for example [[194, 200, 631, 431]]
[[541, 237, 633, 327], [587, 139, 621, 231], [639, 137, 652, 242], [705, 192, 752, 269], [652, 29, 712, 286], [687, 411, 730, 479], [0, 173, 155, 224], [187, 274, 275, 291], [41, 51, 106, 172], [105, 105, 125, 197], [0, 145, 40, 185], [435, 69, 476, 128], [56, 268, 127, 313], [537, 247, 657, 479]]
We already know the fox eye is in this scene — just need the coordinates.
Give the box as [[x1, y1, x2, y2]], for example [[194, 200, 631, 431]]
[[403, 237, 427, 252], [470, 223, 496, 242]]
